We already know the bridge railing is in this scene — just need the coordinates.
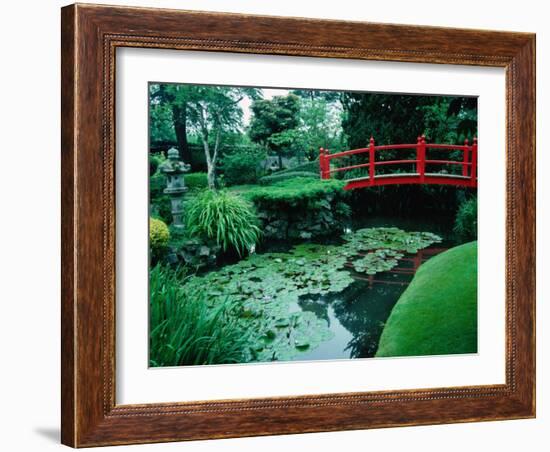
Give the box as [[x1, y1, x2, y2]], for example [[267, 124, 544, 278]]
[[319, 135, 477, 188]]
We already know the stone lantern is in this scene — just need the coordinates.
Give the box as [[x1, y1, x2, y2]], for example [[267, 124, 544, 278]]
[[160, 148, 190, 230]]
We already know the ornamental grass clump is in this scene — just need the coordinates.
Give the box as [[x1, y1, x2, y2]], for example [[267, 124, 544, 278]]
[[149, 265, 253, 366], [185, 190, 261, 256]]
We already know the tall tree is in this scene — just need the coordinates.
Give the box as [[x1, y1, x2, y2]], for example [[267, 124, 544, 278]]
[[249, 94, 301, 169], [292, 89, 346, 158], [149, 84, 190, 162], [341, 93, 432, 148], [341, 93, 477, 148], [185, 86, 259, 189]]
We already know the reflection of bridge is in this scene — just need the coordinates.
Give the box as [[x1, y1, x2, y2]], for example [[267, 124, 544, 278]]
[[347, 247, 448, 288], [319, 136, 477, 190]]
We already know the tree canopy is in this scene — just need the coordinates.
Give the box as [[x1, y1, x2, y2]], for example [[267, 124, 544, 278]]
[[249, 94, 301, 168], [341, 92, 477, 148]]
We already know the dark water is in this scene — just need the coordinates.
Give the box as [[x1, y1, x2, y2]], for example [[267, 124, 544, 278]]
[[285, 214, 458, 361]]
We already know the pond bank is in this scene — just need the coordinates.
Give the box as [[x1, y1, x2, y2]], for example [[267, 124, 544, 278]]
[[376, 241, 478, 358]]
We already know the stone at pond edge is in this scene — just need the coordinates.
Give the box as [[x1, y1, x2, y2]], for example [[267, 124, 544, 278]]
[[170, 237, 221, 269]]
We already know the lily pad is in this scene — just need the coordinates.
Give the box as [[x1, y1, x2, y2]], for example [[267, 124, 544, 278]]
[[179, 227, 441, 363]]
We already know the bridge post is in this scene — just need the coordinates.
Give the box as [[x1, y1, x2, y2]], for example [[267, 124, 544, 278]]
[[462, 138, 470, 177], [471, 137, 478, 186], [416, 135, 426, 181], [369, 137, 375, 184], [319, 147, 330, 179]]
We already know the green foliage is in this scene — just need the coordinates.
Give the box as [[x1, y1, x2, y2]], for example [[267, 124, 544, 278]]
[[149, 265, 253, 366], [249, 94, 301, 144], [341, 93, 478, 150], [274, 158, 320, 175], [376, 242, 478, 357], [243, 178, 346, 205], [334, 201, 352, 219], [150, 218, 170, 248], [149, 84, 187, 159], [453, 196, 478, 240], [149, 153, 165, 176], [249, 94, 301, 165], [149, 172, 172, 224], [152, 198, 172, 225], [259, 171, 317, 185], [149, 98, 176, 143], [185, 190, 261, 255], [184, 172, 208, 190], [220, 146, 266, 186], [151, 83, 261, 188], [149, 171, 166, 197], [150, 218, 170, 264], [292, 89, 348, 158], [259, 158, 320, 184]]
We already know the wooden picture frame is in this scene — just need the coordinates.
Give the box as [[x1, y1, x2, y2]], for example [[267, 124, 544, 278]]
[[61, 3, 535, 447]]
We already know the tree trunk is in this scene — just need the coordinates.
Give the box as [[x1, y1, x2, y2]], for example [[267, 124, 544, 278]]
[[172, 104, 189, 163], [278, 152, 283, 170], [207, 166, 216, 190], [201, 135, 217, 190]]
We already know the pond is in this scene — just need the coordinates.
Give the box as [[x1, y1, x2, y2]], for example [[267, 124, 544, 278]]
[[287, 214, 457, 361], [182, 214, 458, 363]]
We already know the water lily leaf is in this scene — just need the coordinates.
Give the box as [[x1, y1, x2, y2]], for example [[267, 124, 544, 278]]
[[179, 227, 441, 363]]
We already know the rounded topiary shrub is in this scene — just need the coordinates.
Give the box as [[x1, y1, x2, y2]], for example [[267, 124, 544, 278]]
[[150, 217, 170, 249]]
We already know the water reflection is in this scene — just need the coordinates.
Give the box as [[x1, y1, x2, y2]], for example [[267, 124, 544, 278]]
[[292, 244, 447, 361]]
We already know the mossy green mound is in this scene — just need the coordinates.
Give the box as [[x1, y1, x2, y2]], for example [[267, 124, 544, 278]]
[[376, 241, 478, 358]]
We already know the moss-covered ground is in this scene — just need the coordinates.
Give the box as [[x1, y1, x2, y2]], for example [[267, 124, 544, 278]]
[[376, 241, 477, 357]]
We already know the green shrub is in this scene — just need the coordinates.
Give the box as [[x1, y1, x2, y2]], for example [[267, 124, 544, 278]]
[[150, 172, 166, 198], [243, 177, 346, 205], [273, 158, 319, 176], [259, 171, 317, 185], [185, 190, 261, 255], [150, 218, 170, 248], [150, 218, 170, 263], [453, 197, 477, 240], [149, 265, 253, 366], [220, 147, 266, 186], [149, 172, 172, 223], [184, 172, 208, 190], [149, 152, 165, 176], [234, 178, 350, 241]]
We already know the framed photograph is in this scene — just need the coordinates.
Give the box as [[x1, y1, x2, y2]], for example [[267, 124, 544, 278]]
[[61, 3, 535, 447]]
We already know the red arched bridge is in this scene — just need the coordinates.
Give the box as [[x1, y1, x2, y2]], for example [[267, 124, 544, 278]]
[[319, 135, 477, 190]]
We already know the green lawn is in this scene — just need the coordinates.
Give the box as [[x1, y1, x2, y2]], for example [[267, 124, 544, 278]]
[[376, 241, 478, 358]]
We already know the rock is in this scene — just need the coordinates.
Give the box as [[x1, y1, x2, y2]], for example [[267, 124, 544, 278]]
[[166, 253, 179, 265], [255, 198, 350, 241]]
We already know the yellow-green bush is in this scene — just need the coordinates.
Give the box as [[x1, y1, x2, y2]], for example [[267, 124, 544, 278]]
[[150, 217, 170, 249]]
